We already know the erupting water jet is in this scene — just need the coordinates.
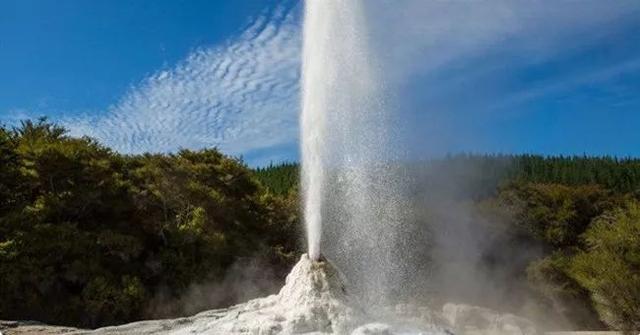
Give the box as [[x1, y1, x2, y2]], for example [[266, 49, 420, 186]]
[[300, 0, 385, 263]]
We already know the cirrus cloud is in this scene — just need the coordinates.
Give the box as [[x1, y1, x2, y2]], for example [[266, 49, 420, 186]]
[[61, 3, 301, 165]]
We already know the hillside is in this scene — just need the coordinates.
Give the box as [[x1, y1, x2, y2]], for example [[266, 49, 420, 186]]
[[1, 120, 638, 331]]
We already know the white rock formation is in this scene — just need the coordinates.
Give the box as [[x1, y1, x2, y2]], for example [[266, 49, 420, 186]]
[[69, 254, 536, 335], [80, 254, 363, 335]]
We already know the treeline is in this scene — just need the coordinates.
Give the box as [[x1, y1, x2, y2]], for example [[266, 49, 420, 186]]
[[254, 162, 298, 195], [509, 155, 640, 191], [0, 119, 300, 328], [255, 154, 640, 196]]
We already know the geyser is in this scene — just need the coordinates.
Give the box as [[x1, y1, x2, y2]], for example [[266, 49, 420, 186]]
[[300, 0, 413, 304], [301, 0, 398, 265], [300, 0, 387, 262]]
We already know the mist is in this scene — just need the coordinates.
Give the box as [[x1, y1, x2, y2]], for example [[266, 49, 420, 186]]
[[299, 1, 640, 329], [145, 256, 286, 319]]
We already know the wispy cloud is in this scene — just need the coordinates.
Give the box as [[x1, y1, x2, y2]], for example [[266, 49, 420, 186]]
[[369, 0, 640, 81], [61, 3, 301, 165], [7, 1, 639, 163], [365, 0, 640, 156]]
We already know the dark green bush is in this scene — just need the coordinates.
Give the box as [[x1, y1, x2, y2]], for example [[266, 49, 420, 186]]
[[569, 201, 640, 331], [0, 119, 300, 327]]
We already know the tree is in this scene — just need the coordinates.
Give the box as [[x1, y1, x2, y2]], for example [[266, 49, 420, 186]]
[[0, 120, 300, 327], [499, 183, 618, 248], [569, 200, 640, 331]]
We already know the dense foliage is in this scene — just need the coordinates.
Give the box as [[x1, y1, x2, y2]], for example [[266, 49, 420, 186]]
[[1, 120, 639, 330], [0, 120, 299, 327], [254, 162, 298, 195], [570, 201, 640, 331]]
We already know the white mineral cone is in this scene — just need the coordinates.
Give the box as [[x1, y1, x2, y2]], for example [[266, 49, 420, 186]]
[[79, 255, 536, 335], [83, 254, 365, 335]]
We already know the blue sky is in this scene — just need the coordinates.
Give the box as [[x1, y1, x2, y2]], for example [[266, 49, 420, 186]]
[[1, 0, 639, 166], [0, 0, 277, 113]]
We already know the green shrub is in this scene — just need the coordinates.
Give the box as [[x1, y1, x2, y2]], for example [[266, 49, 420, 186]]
[[526, 253, 604, 329], [0, 120, 300, 327], [569, 201, 640, 331], [499, 183, 618, 248]]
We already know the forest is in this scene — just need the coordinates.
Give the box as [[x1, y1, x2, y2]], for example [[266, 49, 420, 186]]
[[1, 119, 639, 331]]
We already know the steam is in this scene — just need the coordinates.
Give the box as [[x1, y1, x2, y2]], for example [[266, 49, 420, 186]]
[[297, 1, 640, 327], [146, 257, 284, 319]]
